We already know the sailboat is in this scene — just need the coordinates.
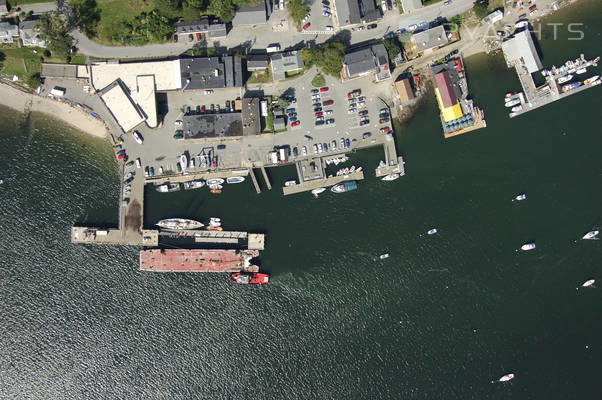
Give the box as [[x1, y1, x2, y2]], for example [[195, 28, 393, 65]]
[[582, 230, 599, 240]]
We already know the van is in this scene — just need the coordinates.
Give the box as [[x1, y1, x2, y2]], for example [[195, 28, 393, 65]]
[[135, 158, 141, 168]]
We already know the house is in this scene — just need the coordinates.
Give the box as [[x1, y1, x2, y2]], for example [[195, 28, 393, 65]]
[[400, 0, 422, 12], [273, 116, 286, 131], [395, 78, 414, 103], [232, 1, 268, 26], [247, 54, 269, 71], [342, 43, 391, 82], [359, 0, 381, 23], [433, 70, 463, 123], [335, 0, 382, 27], [501, 30, 542, 73], [179, 56, 244, 90], [175, 17, 227, 41], [0, 21, 18, 44], [242, 97, 261, 136], [411, 25, 449, 54], [20, 19, 45, 47], [0, 0, 8, 16], [270, 51, 304, 81]]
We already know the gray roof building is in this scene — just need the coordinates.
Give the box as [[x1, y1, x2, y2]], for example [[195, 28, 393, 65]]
[[180, 56, 243, 90], [270, 51, 304, 81], [0, 21, 18, 43], [20, 19, 45, 47], [335, 0, 361, 26], [0, 0, 7, 15], [232, 1, 267, 26], [412, 25, 448, 53], [175, 17, 227, 39], [359, 0, 381, 23], [400, 0, 422, 12], [247, 54, 268, 71], [343, 43, 391, 81], [274, 116, 286, 131], [501, 30, 542, 73], [183, 113, 243, 139], [242, 98, 261, 135]]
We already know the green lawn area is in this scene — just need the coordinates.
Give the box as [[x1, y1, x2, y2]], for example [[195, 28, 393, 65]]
[[247, 67, 273, 84], [0, 46, 80, 86], [96, 0, 154, 44], [311, 73, 326, 87], [7, 0, 53, 7]]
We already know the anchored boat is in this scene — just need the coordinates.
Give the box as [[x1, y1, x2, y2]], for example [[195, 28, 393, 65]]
[[427, 228, 437, 235], [581, 279, 596, 288], [156, 182, 181, 193], [156, 218, 203, 230], [379, 253, 389, 260], [514, 193, 527, 201], [582, 230, 599, 240], [331, 181, 357, 193], [498, 373, 515, 382]]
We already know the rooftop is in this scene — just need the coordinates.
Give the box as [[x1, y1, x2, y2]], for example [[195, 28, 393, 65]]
[[271, 51, 304, 81], [247, 54, 269, 70], [343, 44, 390, 80], [99, 81, 145, 132], [182, 113, 243, 139], [395, 79, 415, 103], [91, 60, 182, 92], [334, 0, 361, 26], [175, 17, 227, 38], [501, 30, 543, 73], [359, 0, 381, 23], [412, 25, 448, 53], [180, 56, 243, 90], [242, 97, 261, 136]]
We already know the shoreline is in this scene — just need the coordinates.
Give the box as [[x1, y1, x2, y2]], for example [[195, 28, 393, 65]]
[[0, 80, 109, 140]]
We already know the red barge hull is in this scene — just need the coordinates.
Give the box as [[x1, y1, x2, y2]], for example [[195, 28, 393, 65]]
[[139, 249, 259, 272]]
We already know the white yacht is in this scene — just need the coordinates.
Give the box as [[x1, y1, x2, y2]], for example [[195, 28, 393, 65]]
[[427, 228, 437, 235], [581, 279, 595, 288], [582, 230, 599, 240], [382, 173, 400, 181], [498, 373, 515, 382], [226, 176, 245, 184], [521, 243, 536, 251], [514, 193, 527, 201]]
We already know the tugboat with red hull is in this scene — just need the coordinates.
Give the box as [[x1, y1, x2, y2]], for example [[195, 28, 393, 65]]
[[231, 272, 270, 285]]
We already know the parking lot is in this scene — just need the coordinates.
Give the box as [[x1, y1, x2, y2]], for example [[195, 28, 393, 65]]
[[305, 0, 335, 33]]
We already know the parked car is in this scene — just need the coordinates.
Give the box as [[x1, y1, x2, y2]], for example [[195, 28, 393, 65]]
[[303, 13, 310, 22], [331, 140, 337, 150], [348, 108, 357, 113], [380, 118, 390, 124], [311, 94, 321, 100], [303, 22, 311, 30], [325, 110, 333, 115], [302, 146, 307, 155], [196, 105, 201, 113], [310, 89, 319, 94], [317, 143, 323, 152], [204, 90, 214, 95], [325, 118, 335, 124], [323, 99, 333, 106], [149, 167, 155, 176], [135, 158, 141, 168], [188, 34, 194, 41], [291, 120, 301, 127], [125, 160, 134, 168], [326, 26, 334, 31], [144, 166, 149, 177], [315, 120, 325, 126], [217, 144, 226, 150], [360, 120, 369, 126], [124, 176, 134, 185], [226, 100, 230, 110], [340, 138, 345, 147], [367, 24, 377, 30], [313, 102, 322, 108], [314, 107, 322, 113], [316, 116, 324, 122], [173, 35, 178, 43], [322, 6, 330, 12], [320, 87, 329, 92], [359, 110, 368, 116], [322, 11, 331, 17], [287, 108, 296, 113], [315, 112, 323, 117], [175, 120, 182, 126], [289, 117, 298, 123], [173, 131, 184, 139], [293, 147, 298, 157], [116, 150, 126, 159], [132, 130, 143, 144], [196, 33, 201, 40], [345, 138, 350, 148], [380, 127, 391, 133], [408, 24, 418, 31], [288, 112, 297, 118], [304, 135, 313, 141]]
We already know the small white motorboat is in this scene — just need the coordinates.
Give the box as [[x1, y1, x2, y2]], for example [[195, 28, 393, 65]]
[[581, 279, 595, 288], [575, 67, 587, 74], [226, 176, 245, 184], [514, 193, 527, 201], [0, 178, 4, 184], [284, 180, 296, 187], [379, 253, 389, 260], [382, 173, 400, 181], [498, 373, 515, 382], [207, 178, 225, 186], [521, 243, 536, 251], [582, 230, 599, 240], [311, 187, 326, 197], [208, 184, 223, 190], [427, 228, 437, 235]]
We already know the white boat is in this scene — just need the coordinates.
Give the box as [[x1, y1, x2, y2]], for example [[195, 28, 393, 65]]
[[284, 180, 297, 187], [156, 218, 203, 230], [511, 105, 522, 112], [582, 230, 599, 240], [514, 193, 527, 201], [208, 184, 223, 190], [0, 178, 3, 184], [576, 67, 587, 74], [382, 173, 400, 181], [180, 154, 188, 172], [505, 98, 521, 107], [312, 187, 326, 196], [521, 243, 536, 251], [379, 253, 389, 260], [584, 75, 600, 85], [183, 179, 205, 190], [427, 228, 437, 235], [581, 279, 596, 288], [207, 178, 225, 186], [226, 176, 245, 184], [557, 74, 573, 84], [156, 182, 181, 193], [209, 219, 222, 227], [498, 373, 515, 382]]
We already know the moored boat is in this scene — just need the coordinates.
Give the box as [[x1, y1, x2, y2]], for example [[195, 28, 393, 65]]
[[226, 176, 245, 184], [156, 182, 181, 193], [210, 188, 222, 194], [427, 228, 437, 235], [285, 180, 297, 187], [505, 98, 521, 107], [498, 373, 515, 382], [331, 180, 358, 193], [207, 225, 223, 231], [156, 218, 203, 230], [511, 105, 522, 112], [311, 187, 326, 197], [382, 173, 400, 181], [575, 67, 587, 74], [207, 178, 225, 186], [183, 179, 205, 190], [557, 74, 573, 84], [231, 272, 269, 285], [521, 242, 536, 251], [582, 230, 599, 240], [562, 82, 581, 92], [584, 75, 600, 85], [180, 154, 188, 172]]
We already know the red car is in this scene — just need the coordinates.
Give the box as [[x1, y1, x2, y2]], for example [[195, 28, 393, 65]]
[[315, 112, 323, 117], [320, 87, 329, 92], [196, 33, 201, 40], [323, 100, 333, 106], [291, 120, 300, 127], [303, 23, 310, 30], [117, 152, 126, 160], [380, 127, 391, 134]]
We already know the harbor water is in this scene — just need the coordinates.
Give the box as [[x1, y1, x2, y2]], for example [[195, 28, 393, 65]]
[[1, 2, 601, 398]]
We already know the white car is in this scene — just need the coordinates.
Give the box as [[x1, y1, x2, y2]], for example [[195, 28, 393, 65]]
[[322, 6, 330, 12], [303, 13, 310, 22], [322, 11, 331, 17], [348, 108, 357, 113], [325, 25, 334, 31], [317, 143, 323, 153], [408, 24, 418, 31], [325, 110, 333, 115], [302, 146, 307, 156], [313, 144, 318, 153], [381, 0, 387, 12], [311, 94, 321, 100], [204, 90, 214, 95], [135, 158, 141, 168], [132, 130, 143, 144], [358, 101, 366, 107], [175, 120, 182, 126]]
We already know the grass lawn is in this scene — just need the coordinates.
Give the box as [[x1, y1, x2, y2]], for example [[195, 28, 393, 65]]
[[247, 68, 273, 84], [96, 0, 154, 44], [0, 46, 80, 86], [311, 73, 325, 87], [7, 0, 53, 7]]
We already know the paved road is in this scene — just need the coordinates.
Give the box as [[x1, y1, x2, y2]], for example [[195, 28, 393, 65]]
[[72, 0, 475, 58], [16, 2, 57, 14]]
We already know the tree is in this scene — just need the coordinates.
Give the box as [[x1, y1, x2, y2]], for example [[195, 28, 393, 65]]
[[69, 0, 101, 37], [27, 73, 42, 88], [277, 97, 290, 109], [317, 41, 346, 77], [448, 14, 462, 32], [36, 11, 74, 59], [382, 38, 400, 62], [473, 3, 489, 20], [288, 0, 308, 27], [311, 73, 325, 87], [155, 0, 182, 18]]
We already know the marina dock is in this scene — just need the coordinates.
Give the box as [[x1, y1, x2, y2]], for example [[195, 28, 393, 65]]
[[159, 229, 265, 250]]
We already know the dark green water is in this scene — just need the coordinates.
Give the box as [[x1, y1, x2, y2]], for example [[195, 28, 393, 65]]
[[1, 2, 601, 398]]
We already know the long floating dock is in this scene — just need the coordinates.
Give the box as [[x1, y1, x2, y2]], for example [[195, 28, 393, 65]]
[[159, 229, 265, 250]]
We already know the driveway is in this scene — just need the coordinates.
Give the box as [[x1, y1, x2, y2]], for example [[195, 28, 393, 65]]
[[17, 2, 57, 14]]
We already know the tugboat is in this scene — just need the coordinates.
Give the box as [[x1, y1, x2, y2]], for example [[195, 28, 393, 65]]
[[156, 182, 181, 193], [231, 272, 269, 285], [331, 180, 358, 193]]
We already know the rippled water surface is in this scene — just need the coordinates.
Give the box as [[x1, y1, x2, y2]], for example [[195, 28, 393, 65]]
[[1, 3, 602, 398]]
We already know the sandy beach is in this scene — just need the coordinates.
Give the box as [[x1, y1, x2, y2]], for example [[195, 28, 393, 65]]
[[0, 81, 109, 139]]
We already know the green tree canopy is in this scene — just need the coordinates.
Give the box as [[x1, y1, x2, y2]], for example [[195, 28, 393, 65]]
[[473, 2, 489, 20], [301, 41, 347, 77], [69, 0, 101, 37], [36, 11, 74, 59], [288, 0, 309, 27], [382, 38, 401, 62]]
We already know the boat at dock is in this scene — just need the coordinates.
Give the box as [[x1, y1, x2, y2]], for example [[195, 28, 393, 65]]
[[557, 74, 573, 84], [505, 98, 521, 107], [207, 178, 224, 186], [497, 373, 515, 382], [231, 272, 269, 285], [584, 75, 600, 85], [226, 176, 245, 184], [521, 242, 536, 251], [562, 82, 582, 92], [311, 187, 326, 197], [331, 181, 357, 193], [582, 230, 599, 240], [183, 179, 205, 190], [156, 182, 181, 193], [285, 180, 297, 187], [207, 225, 223, 231], [139, 249, 260, 272], [576, 67, 587, 74], [156, 218, 203, 230], [209, 217, 222, 227], [511, 105, 522, 112], [382, 173, 400, 181], [180, 154, 188, 172]]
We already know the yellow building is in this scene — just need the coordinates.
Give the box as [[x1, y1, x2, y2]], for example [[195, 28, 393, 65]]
[[433, 71, 463, 122]]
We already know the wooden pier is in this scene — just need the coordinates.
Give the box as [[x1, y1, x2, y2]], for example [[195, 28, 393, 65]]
[[282, 170, 364, 195]]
